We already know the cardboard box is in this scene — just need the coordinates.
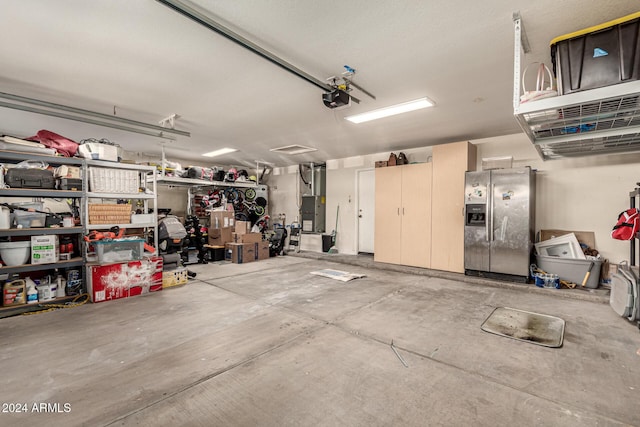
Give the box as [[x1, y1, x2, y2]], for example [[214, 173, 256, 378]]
[[162, 268, 188, 288], [88, 256, 163, 302], [54, 165, 81, 179], [375, 161, 388, 168], [257, 241, 269, 260], [210, 210, 235, 229], [241, 232, 262, 244], [539, 229, 596, 251], [78, 142, 120, 162], [600, 260, 617, 285], [208, 227, 233, 246], [235, 221, 251, 235], [225, 243, 255, 264], [31, 235, 59, 264]]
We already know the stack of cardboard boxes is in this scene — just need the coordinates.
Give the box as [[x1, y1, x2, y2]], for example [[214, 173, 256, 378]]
[[208, 211, 269, 263]]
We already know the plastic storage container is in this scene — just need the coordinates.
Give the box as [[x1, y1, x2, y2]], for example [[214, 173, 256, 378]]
[[13, 211, 46, 228], [9, 202, 44, 228], [535, 254, 602, 289], [92, 238, 144, 264], [551, 12, 640, 95]]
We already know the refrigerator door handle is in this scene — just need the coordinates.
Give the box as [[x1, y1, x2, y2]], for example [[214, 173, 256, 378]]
[[490, 183, 495, 242], [485, 205, 490, 242]]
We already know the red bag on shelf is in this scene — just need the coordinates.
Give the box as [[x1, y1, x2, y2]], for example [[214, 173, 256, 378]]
[[612, 208, 640, 240], [26, 130, 79, 157]]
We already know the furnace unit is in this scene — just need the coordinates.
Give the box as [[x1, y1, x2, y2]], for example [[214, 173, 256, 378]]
[[301, 195, 325, 233]]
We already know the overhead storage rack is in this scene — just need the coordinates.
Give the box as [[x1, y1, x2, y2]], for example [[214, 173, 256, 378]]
[[513, 16, 640, 160], [514, 80, 640, 160]]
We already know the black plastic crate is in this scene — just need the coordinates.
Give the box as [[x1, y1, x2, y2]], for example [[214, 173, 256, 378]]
[[551, 12, 640, 95]]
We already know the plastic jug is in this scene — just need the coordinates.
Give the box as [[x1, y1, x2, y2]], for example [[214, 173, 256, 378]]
[[0, 206, 10, 229]]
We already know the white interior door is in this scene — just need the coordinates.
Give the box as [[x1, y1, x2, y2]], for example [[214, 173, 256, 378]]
[[357, 169, 375, 253]]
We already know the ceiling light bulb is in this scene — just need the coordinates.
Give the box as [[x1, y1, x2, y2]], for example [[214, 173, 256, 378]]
[[345, 97, 434, 124]]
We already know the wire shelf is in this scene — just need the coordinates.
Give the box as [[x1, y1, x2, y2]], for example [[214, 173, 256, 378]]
[[514, 80, 640, 160]]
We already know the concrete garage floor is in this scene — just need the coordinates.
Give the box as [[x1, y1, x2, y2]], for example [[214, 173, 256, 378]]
[[2, 255, 640, 426]]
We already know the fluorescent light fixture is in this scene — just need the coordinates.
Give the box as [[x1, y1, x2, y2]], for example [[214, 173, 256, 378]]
[[270, 144, 317, 155], [345, 97, 434, 124], [202, 147, 238, 157]]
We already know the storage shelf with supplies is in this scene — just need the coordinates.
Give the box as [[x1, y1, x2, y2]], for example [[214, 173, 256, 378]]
[[0, 257, 83, 275], [156, 175, 258, 188], [85, 223, 156, 230], [86, 192, 156, 199], [0, 188, 83, 198], [0, 149, 158, 311], [513, 16, 640, 160], [82, 162, 158, 255], [0, 150, 85, 299], [0, 226, 83, 236], [514, 80, 640, 160], [0, 295, 82, 318]]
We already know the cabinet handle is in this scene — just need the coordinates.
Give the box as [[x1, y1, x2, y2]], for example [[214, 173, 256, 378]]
[[402, 207, 405, 215], [397, 207, 400, 215]]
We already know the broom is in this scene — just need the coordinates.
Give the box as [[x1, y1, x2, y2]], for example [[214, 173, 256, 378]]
[[328, 205, 339, 254]]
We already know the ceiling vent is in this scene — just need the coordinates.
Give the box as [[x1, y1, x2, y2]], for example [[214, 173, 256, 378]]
[[270, 145, 317, 155]]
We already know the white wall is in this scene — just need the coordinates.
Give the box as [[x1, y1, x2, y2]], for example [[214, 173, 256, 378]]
[[268, 147, 433, 255], [268, 134, 640, 264], [476, 133, 640, 264], [265, 165, 301, 226]]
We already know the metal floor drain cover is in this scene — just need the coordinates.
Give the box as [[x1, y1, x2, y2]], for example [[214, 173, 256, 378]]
[[481, 307, 565, 348]]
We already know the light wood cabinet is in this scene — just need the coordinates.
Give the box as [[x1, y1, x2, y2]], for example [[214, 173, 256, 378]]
[[430, 141, 477, 273], [374, 162, 432, 268]]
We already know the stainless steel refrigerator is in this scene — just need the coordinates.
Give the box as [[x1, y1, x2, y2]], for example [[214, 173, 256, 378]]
[[464, 167, 535, 281]]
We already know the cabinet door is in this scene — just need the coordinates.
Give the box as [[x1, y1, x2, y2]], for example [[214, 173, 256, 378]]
[[431, 141, 477, 272], [400, 163, 432, 268], [374, 167, 402, 264]]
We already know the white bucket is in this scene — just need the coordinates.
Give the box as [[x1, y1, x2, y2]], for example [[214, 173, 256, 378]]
[[0, 240, 30, 266]]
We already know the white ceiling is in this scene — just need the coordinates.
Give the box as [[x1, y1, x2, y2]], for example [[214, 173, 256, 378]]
[[0, 1, 638, 168]]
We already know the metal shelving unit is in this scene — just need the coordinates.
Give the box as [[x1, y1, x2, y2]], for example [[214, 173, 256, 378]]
[[0, 226, 83, 236], [0, 188, 83, 198], [0, 150, 161, 313], [513, 17, 640, 160], [83, 161, 158, 255], [0, 150, 86, 315], [0, 257, 83, 275], [0, 295, 81, 318], [514, 81, 640, 160], [0, 149, 83, 165], [156, 175, 258, 188], [85, 192, 156, 199]]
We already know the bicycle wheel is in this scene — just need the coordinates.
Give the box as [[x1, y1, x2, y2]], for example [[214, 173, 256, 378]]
[[255, 196, 267, 207], [253, 205, 265, 216], [244, 188, 256, 201]]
